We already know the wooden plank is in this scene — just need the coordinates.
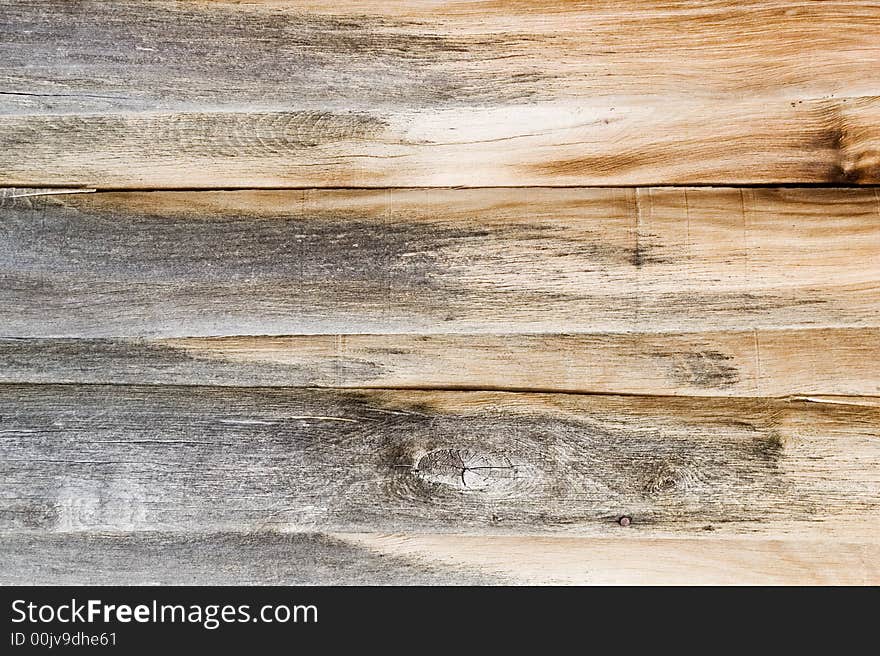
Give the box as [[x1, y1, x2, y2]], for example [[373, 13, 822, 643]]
[[2, 384, 878, 539], [2, 187, 878, 337], [2, 531, 877, 585], [2, 328, 879, 397], [336, 533, 880, 585], [0, 531, 496, 585], [1, 1, 878, 186]]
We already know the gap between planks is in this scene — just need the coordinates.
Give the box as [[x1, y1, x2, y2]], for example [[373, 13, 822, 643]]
[[0, 380, 875, 408], [3, 185, 880, 192]]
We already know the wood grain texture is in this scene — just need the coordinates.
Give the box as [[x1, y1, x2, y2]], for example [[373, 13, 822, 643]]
[[336, 533, 880, 585], [2, 384, 878, 540], [2, 328, 878, 397], [2, 187, 878, 337], [1, 1, 879, 186], [3, 532, 877, 585], [3, 1, 879, 586], [0, 531, 497, 585]]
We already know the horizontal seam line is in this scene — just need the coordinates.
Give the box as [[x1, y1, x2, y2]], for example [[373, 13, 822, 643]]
[[2, 183, 880, 192], [0, 380, 875, 403]]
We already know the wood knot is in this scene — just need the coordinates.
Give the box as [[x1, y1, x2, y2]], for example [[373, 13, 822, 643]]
[[641, 460, 699, 496], [385, 438, 540, 506], [413, 448, 517, 492]]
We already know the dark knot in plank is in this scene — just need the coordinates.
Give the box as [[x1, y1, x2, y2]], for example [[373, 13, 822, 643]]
[[389, 446, 536, 502], [413, 448, 518, 491]]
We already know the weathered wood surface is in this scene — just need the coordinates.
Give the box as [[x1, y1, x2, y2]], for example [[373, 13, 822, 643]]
[[3, 532, 878, 585], [2, 187, 878, 337], [2, 1, 879, 586], [2, 384, 878, 539], [1, 1, 879, 186], [3, 328, 878, 397], [0, 532, 497, 585]]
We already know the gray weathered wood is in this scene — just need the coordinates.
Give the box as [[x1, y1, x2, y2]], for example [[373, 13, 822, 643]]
[[2, 384, 878, 539], [2, 187, 878, 337], [0, 531, 498, 585]]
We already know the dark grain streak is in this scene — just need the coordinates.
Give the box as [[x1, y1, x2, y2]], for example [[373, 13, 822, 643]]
[[660, 350, 741, 388]]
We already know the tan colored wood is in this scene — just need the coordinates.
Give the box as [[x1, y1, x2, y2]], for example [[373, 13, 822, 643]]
[[163, 328, 880, 396], [1, 1, 878, 186], [337, 533, 880, 585]]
